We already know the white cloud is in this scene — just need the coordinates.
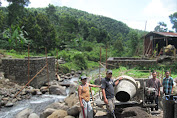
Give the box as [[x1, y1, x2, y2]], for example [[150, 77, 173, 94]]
[[142, 0, 176, 31], [1, 0, 9, 7], [28, 0, 50, 8], [60, 0, 71, 6], [143, 0, 171, 16]]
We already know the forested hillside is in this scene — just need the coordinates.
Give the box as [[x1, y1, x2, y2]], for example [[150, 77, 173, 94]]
[[0, 3, 146, 72]]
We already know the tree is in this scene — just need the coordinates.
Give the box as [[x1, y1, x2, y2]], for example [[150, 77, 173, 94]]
[[154, 22, 168, 32], [46, 4, 56, 17], [3, 25, 28, 50], [126, 30, 139, 56], [0, 10, 6, 32], [169, 12, 177, 32], [7, 0, 30, 25]]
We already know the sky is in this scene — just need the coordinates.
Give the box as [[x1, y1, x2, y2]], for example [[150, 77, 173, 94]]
[[1, 0, 177, 31]]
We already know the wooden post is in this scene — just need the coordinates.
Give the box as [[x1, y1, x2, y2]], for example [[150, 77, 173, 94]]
[[145, 40, 152, 56], [162, 68, 163, 83], [170, 68, 171, 77], [174, 48, 176, 61], [99, 48, 102, 82], [156, 48, 162, 63], [57, 49, 59, 73], [45, 48, 49, 88], [106, 48, 107, 69], [166, 38, 168, 46], [28, 44, 30, 86]]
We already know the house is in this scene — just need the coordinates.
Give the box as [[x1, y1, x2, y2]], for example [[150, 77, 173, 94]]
[[144, 32, 177, 56]]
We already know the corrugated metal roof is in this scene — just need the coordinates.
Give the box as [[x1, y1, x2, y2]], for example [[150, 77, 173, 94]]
[[145, 31, 177, 38], [153, 32, 177, 37]]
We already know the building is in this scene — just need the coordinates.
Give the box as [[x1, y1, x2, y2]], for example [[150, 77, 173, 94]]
[[144, 32, 177, 56]]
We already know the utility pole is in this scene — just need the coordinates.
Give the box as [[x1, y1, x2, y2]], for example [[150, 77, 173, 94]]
[[143, 21, 147, 56]]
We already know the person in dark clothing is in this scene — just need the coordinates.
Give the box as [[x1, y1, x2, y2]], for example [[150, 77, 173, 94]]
[[101, 70, 122, 117]]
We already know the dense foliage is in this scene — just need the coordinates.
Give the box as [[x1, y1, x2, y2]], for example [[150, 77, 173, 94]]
[[0, 3, 146, 72]]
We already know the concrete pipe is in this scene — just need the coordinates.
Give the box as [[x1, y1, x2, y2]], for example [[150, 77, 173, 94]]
[[114, 75, 138, 102]]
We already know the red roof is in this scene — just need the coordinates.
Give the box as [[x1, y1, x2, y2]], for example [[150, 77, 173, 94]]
[[154, 32, 177, 37], [145, 31, 177, 38]]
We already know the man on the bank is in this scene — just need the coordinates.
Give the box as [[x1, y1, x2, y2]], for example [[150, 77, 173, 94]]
[[78, 75, 100, 118], [162, 70, 174, 95], [147, 71, 162, 111], [101, 70, 122, 117]]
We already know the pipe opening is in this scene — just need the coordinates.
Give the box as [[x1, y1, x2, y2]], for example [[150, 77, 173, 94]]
[[116, 91, 130, 102]]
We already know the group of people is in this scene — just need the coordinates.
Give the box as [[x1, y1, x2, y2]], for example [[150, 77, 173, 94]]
[[147, 70, 174, 111], [78, 70, 174, 118]]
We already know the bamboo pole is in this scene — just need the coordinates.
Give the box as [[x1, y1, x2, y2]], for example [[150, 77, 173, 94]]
[[14, 65, 47, 98], [45, 48, 49, 88], [28, 44, 30, 86], [99, 62, 106, 69]]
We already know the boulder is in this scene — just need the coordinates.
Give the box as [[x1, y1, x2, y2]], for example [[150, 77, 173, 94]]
[[64, 116, 75, 118], [67, 105, 80, 117], [49, 80, 60, 86], [15, 108, 33, 118], [94, 111, 107, 117], [46, 102, 69, 110], [69, 84, 77, 95], [40, 108, 57, 118], [49, 85, 67, 95], [40, 86, 48, 94], [5, 101, 14, 107], [64, 93, 79, 107], [94, 98, 105, 107], [66, 73, 71, 77], [47, 110, 67, 118], [28, 113, 39, 118]]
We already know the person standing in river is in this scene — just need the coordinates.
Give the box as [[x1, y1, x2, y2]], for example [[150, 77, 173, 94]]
[[101, 70, 122, 118], [78, 75, 100, 118]]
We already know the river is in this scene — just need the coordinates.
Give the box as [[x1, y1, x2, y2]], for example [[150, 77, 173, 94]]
[[0, 68, 105, 118]]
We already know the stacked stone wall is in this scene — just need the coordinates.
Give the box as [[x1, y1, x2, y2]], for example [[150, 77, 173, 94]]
[[2, 57, 55, 88]]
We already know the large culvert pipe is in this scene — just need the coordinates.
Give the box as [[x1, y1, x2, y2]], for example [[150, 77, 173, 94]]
[[114, 76, 138, 102]]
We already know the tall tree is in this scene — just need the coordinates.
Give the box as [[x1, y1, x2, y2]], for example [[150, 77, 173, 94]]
[[169, 12, 177, 32], [0, 10, 6, 32], [126, 30, 139, 56], [154, 22, 168, 32], [7, 0, 30, 25], [46, 4, 56, 17]]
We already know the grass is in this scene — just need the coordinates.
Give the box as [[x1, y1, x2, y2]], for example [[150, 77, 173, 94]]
[[0, 49, 45, 58]]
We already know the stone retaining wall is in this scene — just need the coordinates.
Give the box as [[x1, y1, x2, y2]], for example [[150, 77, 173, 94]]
[[107, 57, 157, 69], [2, 57, 55, 88]]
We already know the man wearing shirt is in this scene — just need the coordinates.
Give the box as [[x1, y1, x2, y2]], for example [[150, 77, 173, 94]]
[[147, 71, 161, 111], [162, 70, 174, 95], [101, 70, 122, 117]]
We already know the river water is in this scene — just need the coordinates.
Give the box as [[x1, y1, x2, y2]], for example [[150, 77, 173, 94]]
[[0, 68, 105, 118]]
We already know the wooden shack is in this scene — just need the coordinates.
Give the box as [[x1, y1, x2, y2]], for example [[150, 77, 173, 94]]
[[144, 32, 177, 56]]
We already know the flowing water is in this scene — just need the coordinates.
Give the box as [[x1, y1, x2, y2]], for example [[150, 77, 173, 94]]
[[0, 68, 105, 118]]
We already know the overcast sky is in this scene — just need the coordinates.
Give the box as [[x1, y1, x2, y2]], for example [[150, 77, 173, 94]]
[[1, 0, 177, 31]]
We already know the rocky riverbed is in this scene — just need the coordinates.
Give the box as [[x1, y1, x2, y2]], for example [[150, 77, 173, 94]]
[[0, 67, 166, 118]]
